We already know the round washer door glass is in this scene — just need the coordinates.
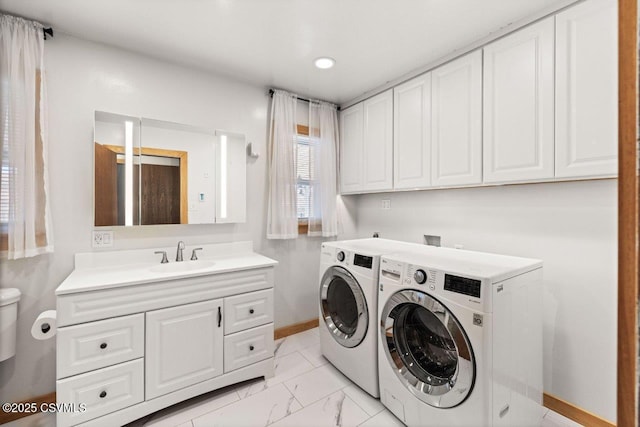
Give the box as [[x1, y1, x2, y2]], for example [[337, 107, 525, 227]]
[[320, 266, 368, 348], [380, 290, 475, 408]]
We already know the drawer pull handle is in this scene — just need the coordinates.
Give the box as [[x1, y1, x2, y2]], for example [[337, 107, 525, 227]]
[[249, 345, 255, 351], [218, 306, 222, 328], [249, 309, 255, 314], [99, 343, 107, 349], [99, 391, 107, 399]]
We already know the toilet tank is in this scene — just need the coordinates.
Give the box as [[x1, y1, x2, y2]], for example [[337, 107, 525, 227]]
[[0, 288, 21, 362]]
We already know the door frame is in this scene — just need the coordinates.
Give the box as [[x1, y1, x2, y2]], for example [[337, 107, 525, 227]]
[[617, 0, 638, 425], [104, 144, 189, 224]]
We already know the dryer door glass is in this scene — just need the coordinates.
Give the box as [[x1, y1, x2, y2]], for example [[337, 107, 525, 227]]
[[380, 290, 475, 408], [320, 266, 369, 348], [326, 277, 358, 335]]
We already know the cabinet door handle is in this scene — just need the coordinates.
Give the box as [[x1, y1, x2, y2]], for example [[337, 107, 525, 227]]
[[249, 345, 254, 351], [99, 391, 107, 398], [99, 342, 107, 349], [249, 308, 254, 314], [217, 306, 222, 327]]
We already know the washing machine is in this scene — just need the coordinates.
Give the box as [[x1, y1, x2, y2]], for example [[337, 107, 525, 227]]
[[319, 238, 419, 397], [378, 246, 544, 427]]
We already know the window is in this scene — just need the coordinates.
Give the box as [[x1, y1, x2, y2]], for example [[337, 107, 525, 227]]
[[1, 70, 48, 252], [296, 124, 312, 234], [0, 96, 8, 225]]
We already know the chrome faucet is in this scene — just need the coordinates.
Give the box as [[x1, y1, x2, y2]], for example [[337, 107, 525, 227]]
[[176, 241, 185, 262]]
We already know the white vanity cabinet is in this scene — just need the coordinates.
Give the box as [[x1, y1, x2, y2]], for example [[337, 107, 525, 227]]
[[482, 17, 555, 184], [555, 0, 618, 178], [145, 299, 224, 400], [55, 244, 277, 427]]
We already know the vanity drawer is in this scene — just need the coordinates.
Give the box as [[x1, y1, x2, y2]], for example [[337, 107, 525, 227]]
[[56, 358, 143, 427], [224, 323, 274, 373], [224, 288, 274, 334], [57, 313, 144, 379]]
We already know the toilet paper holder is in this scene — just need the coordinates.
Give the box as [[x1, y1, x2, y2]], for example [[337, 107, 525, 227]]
[[31, 310, 57, 340]]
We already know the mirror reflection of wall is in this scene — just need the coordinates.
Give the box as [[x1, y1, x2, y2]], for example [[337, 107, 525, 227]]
[[94, 111, 246, 227]]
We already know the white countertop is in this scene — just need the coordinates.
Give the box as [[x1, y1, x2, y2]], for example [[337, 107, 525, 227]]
[[56, 241, 278, 295]]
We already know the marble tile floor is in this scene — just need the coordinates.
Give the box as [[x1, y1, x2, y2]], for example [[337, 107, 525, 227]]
[[6, 327, 583, 427]]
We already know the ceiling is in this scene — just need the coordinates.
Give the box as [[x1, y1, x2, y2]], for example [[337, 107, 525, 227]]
[[0, 0, 571, 105]]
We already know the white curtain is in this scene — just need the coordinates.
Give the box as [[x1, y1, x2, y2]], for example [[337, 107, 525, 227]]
[[266, 90, 298, 239], [308, 101, 338, 237], [0, 14, 53, 259]]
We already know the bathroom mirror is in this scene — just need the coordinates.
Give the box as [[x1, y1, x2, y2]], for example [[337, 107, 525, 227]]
[[94, 111, 246, 226]]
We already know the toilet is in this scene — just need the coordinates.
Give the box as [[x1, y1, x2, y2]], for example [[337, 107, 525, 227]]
[[0, 288, 21, 362]]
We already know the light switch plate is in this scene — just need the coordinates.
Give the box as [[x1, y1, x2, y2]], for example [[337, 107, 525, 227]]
[[381, 199, 391, 210], [92, 231, 114, 248]]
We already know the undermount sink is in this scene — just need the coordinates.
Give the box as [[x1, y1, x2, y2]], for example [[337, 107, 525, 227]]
[[149, 260, 216, 273]]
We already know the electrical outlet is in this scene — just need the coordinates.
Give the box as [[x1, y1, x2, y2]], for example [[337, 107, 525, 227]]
[[381, 199, 391, 210], [92, 231, 114, 248]]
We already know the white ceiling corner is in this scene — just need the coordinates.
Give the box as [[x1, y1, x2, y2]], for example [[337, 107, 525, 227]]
[[0, 0, 573, 105]]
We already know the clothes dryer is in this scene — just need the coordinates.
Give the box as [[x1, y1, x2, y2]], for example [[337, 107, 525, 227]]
[[319, 238, 417, 397]]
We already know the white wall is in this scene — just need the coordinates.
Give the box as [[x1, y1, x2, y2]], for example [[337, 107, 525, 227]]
[[0, 34, 357, 403], [353, 179, 617, 422]]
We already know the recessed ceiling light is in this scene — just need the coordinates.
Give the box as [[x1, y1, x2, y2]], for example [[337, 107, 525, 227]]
[[314, 57, 335, 69]]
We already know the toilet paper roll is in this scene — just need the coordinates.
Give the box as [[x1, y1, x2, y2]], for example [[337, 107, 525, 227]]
[[31, 310, 57, 340]]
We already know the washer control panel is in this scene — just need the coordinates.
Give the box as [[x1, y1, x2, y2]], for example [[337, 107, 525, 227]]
[[405, 264, 438, 290], [413, 269, 427, 284]]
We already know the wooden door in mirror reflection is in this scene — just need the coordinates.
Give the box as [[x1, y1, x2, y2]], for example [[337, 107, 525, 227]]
[[94, 143, 188, 226], [140, 163, 180, 225], [94, 143, 118, 226]]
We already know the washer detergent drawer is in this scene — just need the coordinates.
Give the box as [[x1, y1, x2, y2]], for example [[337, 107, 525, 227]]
[[56, 358, 144, 427], [57, 314, 144, 379], [224, 289, 274, 334], [224, 323, 274, 372]]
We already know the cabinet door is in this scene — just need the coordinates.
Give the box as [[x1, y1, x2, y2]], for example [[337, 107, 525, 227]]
[[394, 74, 431, 189], [363, 89, 394, 191], [483, 18, 555, 183], [340, 103, 364, 194], [555, 0, 618, 178], [431, 51, 482, 186], [145, 299, 223, 400]]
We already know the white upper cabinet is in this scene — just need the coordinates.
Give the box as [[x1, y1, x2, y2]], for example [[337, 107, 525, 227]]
[[555, 0, 618, 178], [431, 51, 483, 187], [339, 103, 364, 194], [393, 73, 432, 189], [483, 17, 555, 183], [363, 89, 394, 191]]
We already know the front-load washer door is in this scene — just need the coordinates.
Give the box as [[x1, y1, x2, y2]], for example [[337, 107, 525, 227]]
[[380, 289, 475, 408], [320, 266, 369, 348]]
